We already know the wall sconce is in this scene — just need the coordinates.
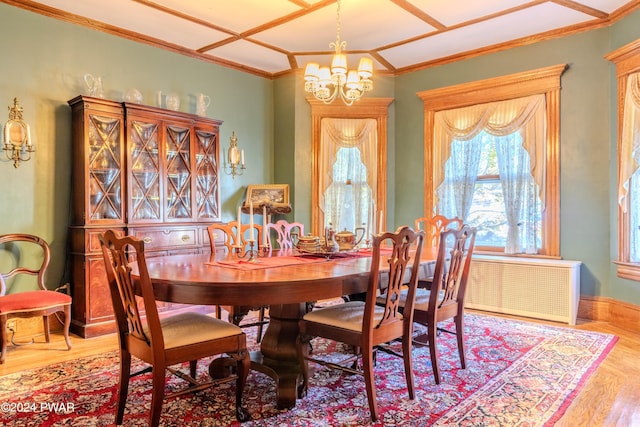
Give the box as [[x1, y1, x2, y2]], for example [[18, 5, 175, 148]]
[[3, 98, 34, 168], [224, 131, 245, 179]]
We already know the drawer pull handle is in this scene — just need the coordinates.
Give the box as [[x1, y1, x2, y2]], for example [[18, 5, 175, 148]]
[[143, 237, 152, 244], [181, 235, 190, 242]]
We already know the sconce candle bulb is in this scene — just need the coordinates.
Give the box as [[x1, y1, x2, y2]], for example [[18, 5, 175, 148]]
[[3, 98, 34, 168]]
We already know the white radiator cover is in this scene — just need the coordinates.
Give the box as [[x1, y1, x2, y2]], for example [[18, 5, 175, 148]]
[[465, 255, 582, 325]]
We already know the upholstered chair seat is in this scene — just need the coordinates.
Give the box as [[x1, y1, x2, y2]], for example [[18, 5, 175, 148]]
[[302, 301, 392, 332]]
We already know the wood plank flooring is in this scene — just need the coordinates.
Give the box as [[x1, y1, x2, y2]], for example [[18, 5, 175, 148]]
[[1, 313, 638, 426]]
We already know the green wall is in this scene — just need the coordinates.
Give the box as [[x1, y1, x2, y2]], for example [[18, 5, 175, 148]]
[[0, 4, 273, 289], [2, 2, 640, 306]]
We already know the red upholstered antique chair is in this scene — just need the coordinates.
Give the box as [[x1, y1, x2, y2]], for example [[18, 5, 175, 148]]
[[0, 233, 72, 364], [379, 225, 476, 384], [207, 221, 268, 342], [99, 230, 251, 426], [296, 226, 425, 422], [264, 219, 304, 250]]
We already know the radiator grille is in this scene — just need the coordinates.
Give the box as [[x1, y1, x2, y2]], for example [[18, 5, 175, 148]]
[[465, 256, 581, 325]]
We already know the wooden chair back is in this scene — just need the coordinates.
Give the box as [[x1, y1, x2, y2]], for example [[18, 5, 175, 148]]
[[264, 220, 304, 249], [0, 233, 50, 293], [370, 226, 425, 333], [99, 230, 158, 348], [415, 215, 463, 248], [430, 225, 476, 310], [207, 221, 263, 253]]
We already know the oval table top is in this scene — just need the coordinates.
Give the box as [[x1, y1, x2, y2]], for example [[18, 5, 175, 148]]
[[135, 248, 437, 306]]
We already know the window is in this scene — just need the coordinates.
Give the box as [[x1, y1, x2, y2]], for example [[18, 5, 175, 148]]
[[441, 131, 542, 250], [418, 65, 566, 256], [308, 98, 392, 237], [607, 39, 640, 280]]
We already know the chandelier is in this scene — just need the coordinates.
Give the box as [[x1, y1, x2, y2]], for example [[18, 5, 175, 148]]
[[304, 0, 373, 106]]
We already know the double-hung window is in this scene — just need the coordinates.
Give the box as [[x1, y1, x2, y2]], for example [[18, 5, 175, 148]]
[[418, 65, 565, 256], [308, 98, 392, 238]]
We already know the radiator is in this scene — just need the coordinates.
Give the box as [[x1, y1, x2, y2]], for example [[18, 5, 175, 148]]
[[465, 255, 582, 325]]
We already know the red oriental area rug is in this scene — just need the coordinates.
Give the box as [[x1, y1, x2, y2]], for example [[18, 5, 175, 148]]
[[0, 313, 616, 426]]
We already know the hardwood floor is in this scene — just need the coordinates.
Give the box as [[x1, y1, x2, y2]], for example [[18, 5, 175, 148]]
[[1, 313, 639, 426]]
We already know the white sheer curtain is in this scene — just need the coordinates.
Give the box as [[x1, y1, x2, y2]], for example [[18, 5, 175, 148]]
[[618, 72, 640, 260], [434, 94, 546, 254], [436, 138, 481, 221], [494, 134, 540, 253], [320, 118, 378, 234]]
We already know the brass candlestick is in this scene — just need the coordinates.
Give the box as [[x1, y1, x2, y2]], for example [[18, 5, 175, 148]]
[[233, 240, 260, 263]]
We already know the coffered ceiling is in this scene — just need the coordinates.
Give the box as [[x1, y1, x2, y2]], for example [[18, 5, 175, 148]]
[[6, 0, 639, 78]]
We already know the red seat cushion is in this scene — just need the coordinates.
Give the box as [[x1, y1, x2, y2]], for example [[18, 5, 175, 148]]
[[0, 290, 71, 314]]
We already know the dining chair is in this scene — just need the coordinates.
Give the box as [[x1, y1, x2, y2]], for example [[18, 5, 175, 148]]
[[415, 215, 464, 248], [379, 225, 476, 384], [207, 220, 263, 253], [0, 233, 72, 364], [264, 219, 304, 250], [98, 230, 251, 426], [207, 221, 269, 342], [414, 215, 463, 289], [296, 225, 425, 422]]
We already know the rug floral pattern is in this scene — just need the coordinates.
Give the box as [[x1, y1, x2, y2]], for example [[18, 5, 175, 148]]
[[0, 313, 616, 426]]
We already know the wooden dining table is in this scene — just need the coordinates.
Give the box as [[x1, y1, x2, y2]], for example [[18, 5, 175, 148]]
[[133, 248, 436, 409]]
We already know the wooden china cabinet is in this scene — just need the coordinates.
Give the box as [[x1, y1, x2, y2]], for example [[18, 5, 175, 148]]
[[68, 95, 222, 337]]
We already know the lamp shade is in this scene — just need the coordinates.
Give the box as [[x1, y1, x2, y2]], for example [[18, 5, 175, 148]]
[[346, 70, 360, 89], [318, 66, 331, 86], [304, 62, 320, 80], [358, 57, 373, 78], [331, 54, 347, 76]]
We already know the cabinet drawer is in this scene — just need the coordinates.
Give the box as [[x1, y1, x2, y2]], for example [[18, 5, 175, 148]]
[[129, 227, 198, 250]]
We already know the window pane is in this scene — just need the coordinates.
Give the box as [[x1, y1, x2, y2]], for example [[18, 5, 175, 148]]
[[324, 147, 373, 233], [468, 179, 508, 246], [443, 131, 542, 251]]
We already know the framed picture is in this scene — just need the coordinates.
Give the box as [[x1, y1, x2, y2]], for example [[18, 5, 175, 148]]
[[245, 184, 290, 208]]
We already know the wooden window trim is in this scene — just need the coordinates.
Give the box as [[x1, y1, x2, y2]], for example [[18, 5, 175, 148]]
[[606, 39, 640, 280], [307, 97, 393, 237], [417, 64, 567, 257]]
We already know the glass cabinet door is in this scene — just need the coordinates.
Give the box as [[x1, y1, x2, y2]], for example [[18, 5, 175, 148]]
[[194, 128, 220, 220], [165, 125, 193, 220], [88, 114, 122, 221], [128, 119, 161, 222]]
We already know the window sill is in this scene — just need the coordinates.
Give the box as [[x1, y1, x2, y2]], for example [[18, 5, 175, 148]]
[[614, 261, 640, 282], [473, 249, 561, 260]]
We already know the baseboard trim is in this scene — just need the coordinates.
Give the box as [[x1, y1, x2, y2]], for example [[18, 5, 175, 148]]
[[578, 296, 640, 333]]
